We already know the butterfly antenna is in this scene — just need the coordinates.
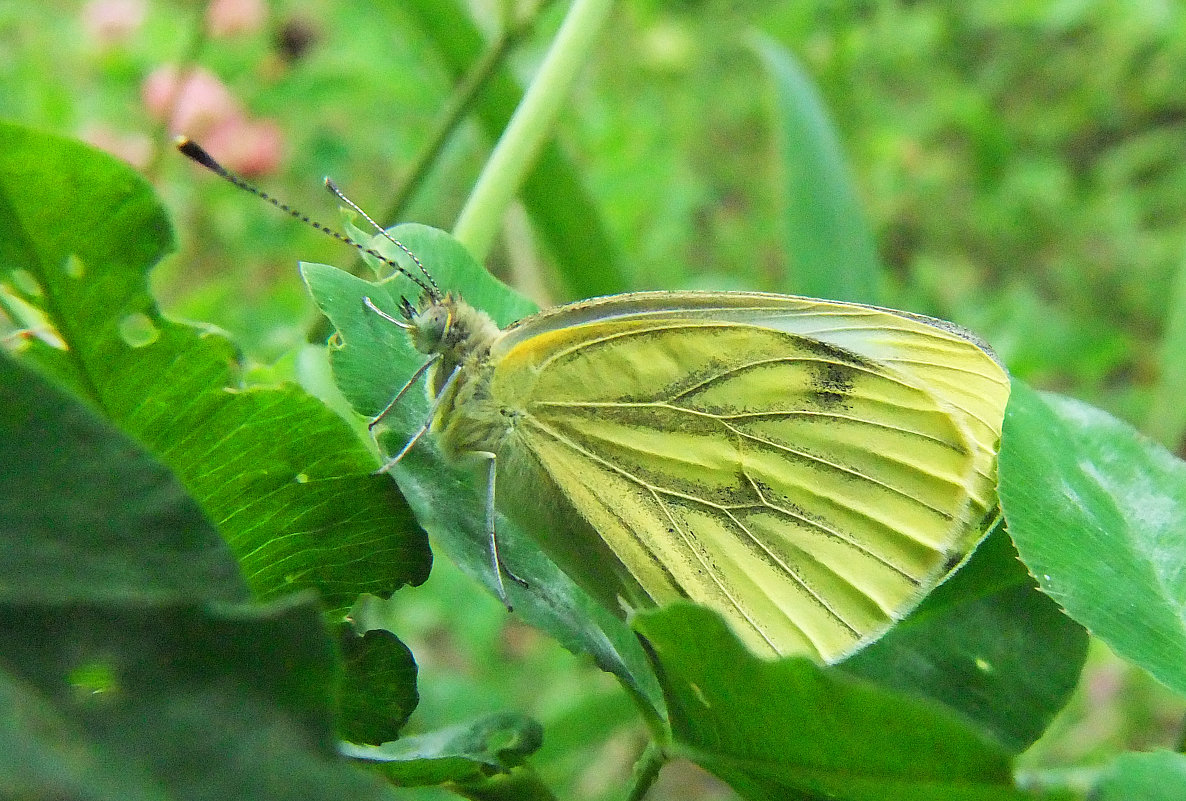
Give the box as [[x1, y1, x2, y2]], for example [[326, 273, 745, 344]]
[[175, 137, 437, 299], [324, 178, 440, 297]]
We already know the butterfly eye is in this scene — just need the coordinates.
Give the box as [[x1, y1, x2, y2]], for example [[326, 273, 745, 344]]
[[411, 305, 451, 354]]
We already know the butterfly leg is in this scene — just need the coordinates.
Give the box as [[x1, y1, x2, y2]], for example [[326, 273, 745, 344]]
[[480, 451, 510, 609], [361, 297, 437, 431], [375, 365, 459, 474], [479, 451, 528, 612], [369, 354, 438, 432]]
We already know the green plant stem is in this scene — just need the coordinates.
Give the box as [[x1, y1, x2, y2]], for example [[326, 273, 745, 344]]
[[306, 16, 535, 342], [379, 15, 536, 226], [620, 678, 668, 746], [614, 666, 670, 801], [624, 740, 666, 801], [145, 7, 209, 179], [1145, 240, 1186, 451], [452, 0, 614, 260], [393, 0, 629, 297]]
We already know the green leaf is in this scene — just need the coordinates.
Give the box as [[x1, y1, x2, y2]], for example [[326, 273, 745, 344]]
[[1092, 751, 1186, 801], [0, 669, 153, 801], [337, 624, 419, 745], [843, 525, 1088, 753], [342, 712, 546, 792], [0, 352, 248, 605], [390, 0, 631, 298], [301, 224, 666, 725], [0, 337, 406, 798], [1000, 378, 1186, 696], [634, 604, 1053, 801], [755, 35, 883, 304], [0, 121, 429, 617], [447, 769, 558, 801], [0, 595, 399, 801]]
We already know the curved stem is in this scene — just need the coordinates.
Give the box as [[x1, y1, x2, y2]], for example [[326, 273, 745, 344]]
[[627, 690, 669, 750], [146, 7, 209, 179], [380, 13, 537, 225], [624, 740, 666, 801], [613, 657, 671, 801], [1145, 241, 1186, 450], [452, 0, 614, 260], [304, 2, 552, 344]]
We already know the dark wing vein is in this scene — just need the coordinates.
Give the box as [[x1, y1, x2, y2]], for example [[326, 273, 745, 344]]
[[535, 400, 961, 450], [643, 484, 793, 652], [533, 399, 965, 523], [521, 414, 892, 639]]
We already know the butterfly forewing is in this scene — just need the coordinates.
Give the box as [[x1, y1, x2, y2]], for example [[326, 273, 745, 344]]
[[740, 299, 1007, 525], [485, 292, 1009, 661]]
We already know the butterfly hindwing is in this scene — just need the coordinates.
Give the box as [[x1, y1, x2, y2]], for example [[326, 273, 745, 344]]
[[486, 292, 1009, 661]]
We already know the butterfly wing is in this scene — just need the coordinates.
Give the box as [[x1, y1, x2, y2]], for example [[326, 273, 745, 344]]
[[488, 292, 1009, 661]]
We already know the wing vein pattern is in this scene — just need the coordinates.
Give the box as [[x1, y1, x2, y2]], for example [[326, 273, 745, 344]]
[[488, 292, 1009, 660]]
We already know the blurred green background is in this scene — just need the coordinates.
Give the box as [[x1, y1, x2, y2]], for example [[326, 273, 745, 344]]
[[4, 1, 1186, 798]]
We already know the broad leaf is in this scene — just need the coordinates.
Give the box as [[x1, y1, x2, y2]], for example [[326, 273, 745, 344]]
[[337, 625, 420, 746], [342, 712, 548, 797], [0, 352, 246, 605], [0, 320, 402, 799], [0, 595, 398, 801], [0, 121, 429, 617], [635, 604, 1067, 801], [843, 525, 1088, 752], [1000, 378, 1186, 696]]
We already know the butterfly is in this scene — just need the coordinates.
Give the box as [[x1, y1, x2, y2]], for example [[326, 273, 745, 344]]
[[178, 138, 1010, 663], [359, 247, 1009, 663]]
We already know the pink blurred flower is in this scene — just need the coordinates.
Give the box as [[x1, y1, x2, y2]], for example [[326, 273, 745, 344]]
[[206, 0, 267, 38], [202, 118, 284, 177], [82, 0, 146, 46], [142, 66, 238, 135], [142, 65, 283, 176]]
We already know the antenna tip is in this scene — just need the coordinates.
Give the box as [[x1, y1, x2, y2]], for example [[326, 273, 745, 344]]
[[175, 137, 221, 171]]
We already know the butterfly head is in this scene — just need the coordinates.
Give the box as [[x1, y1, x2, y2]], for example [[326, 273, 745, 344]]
[[402, 292, 501, 364], [406, 295, 453, 355]]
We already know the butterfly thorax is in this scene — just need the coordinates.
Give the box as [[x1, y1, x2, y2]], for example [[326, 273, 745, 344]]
[[409, 294, 511, 459], [408, 293, 499, 369]]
